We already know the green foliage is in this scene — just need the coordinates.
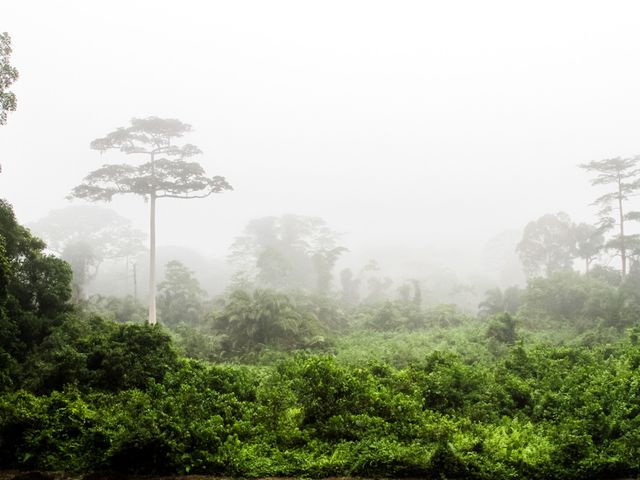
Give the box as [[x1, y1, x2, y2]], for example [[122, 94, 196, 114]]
[[0, 199, 72, 367], [289, 292, 348, 332], [229, 215, 346, 295], [519, 270, 633, 330], [335, 323, 491, 367], [486, 312, 518, 346], [287, 355, 370, 433], [213, 289, 326, 356], [2, 336, 640, 477], [21, 316, 178, 393], [517, 212, 576, 278], [479, 286, 523, 317], [84, 294, 146, 323], [171, 323, 222, 362], [589, 264, 622, 286], [574, 222, 605, 272], [349, 301, 469, 333], [158, 260, 206, 327]]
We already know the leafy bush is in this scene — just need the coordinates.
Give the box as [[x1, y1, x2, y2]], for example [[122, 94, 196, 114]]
[[212, 289, 326, 356], [518, 270, 630, 330], [21, 315, 178, 393]]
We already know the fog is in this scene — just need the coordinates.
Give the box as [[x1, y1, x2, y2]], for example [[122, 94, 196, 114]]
[[3, 0, 640, 297]]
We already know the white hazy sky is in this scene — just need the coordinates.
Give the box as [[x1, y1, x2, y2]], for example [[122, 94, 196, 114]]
[[2, 0, 640, 269]]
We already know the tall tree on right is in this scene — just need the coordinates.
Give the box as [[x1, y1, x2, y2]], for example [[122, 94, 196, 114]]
[[580, 156, 640, 278]]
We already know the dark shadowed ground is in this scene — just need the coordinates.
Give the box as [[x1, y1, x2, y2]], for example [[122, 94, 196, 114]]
[[1, 473, 386, 480]]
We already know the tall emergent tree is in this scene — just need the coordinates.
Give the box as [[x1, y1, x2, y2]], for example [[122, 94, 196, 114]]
[[580, 156, 640, 278], [70, 117, 232, 324]]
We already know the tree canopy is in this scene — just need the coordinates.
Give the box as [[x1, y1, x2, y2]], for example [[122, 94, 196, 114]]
[[30, 206, 146, 298], [517, 212, 575, 278], [157, 260, 206, 327], [213, 289, 324, 355], [0, 199, 72, 381], [573, 222, 605, 273], [30, 206, 145, 258], [71, 117, 231, 202]]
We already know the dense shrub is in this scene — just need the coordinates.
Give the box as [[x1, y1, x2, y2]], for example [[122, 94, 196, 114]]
[[21, 316, 178, 393], [212, 289, 326, 356], [518, 270, 630, 330], [1, 338, 640, 477]]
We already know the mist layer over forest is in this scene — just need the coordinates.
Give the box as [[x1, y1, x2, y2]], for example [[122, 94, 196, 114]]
[[3, 1, 640, 479], [4, 1, 640, 269]]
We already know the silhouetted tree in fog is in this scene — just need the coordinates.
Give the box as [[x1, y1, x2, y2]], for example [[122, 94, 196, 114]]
[[158, 260, 206, 327], [479, 286, 523, 318], [339, 268, 360, 306], [230, 215, 345, 295], [580, 156, 640, 278], [30, 206, 146, 299], [70, 117, 232, 324], [573, 222, 604, 274], [517, 212, 575, 278]]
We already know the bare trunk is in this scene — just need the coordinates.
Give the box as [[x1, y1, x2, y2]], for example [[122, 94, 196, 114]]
[[148, 151, 157, 325], [133, 262, 138, 300], [148, 191, 157, 324]]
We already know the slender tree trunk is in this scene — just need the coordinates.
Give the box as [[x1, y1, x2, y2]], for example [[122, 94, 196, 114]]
[[148, 191, 157, 324], [133, 262, 138, 300], [148, 150, 157, 325], [618, 175, 626, 278]]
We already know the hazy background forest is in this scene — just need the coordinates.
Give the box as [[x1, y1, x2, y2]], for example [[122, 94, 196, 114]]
[[4, 1, 640, 310]]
